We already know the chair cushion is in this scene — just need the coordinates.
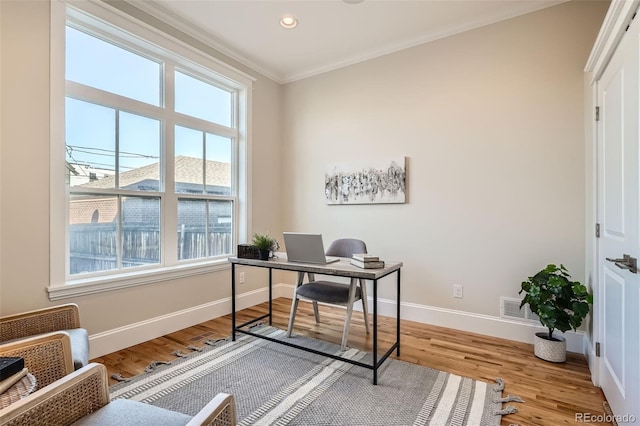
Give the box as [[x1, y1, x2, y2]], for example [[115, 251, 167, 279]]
[[2, 328, 89, 371], [71, 399, 192, 426], [65, 328, 89, 370], [296, 281, 361, 304]]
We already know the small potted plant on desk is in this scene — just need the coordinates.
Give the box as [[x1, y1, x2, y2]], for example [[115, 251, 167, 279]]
[[252, 233, 278, 261], [519, 264, 593, 362]]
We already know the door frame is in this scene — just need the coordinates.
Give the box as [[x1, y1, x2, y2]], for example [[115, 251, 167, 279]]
[[585, 0, 640, 386]]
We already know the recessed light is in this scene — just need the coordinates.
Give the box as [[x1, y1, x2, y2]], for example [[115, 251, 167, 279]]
[[343, 0, 364, 4], [280, 14, 298, 29]]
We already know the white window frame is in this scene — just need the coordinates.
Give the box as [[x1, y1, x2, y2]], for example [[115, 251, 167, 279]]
[[48, 0, 253, 300]]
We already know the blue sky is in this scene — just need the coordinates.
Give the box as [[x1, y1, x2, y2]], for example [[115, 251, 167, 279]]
[[65, 25, 232, 177]]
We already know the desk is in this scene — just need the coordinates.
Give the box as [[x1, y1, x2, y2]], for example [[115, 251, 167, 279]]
[[229, 254, 402, 384]]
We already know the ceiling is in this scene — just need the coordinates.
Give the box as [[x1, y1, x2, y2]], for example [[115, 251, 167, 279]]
[[133, 0, 566, 83]]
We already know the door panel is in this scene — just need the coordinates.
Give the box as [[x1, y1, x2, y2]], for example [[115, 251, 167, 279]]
[[597, 10, 640, 420], [602, 71, 625, 238], [603, 268, 624, 391]]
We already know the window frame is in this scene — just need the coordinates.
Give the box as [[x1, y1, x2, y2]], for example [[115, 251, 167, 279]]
[[49, 0, 253, 300]]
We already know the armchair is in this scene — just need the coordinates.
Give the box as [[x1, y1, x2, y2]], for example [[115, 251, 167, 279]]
[[287, 238, 370, 350], [0, 363, 237, 426], [0, 304, 89, 370], [0, 332, 74, 391]]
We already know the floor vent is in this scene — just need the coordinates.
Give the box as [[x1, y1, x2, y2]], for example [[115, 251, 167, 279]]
[[500, 297, 539, 323]]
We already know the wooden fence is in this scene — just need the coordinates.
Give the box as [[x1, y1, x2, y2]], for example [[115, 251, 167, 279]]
[[69, 223, 232, 274]]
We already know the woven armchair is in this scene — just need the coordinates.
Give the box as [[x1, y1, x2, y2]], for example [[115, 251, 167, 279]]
[[0, 363, 237, 426], [0, 332, 74, 391], [0, 304, 89, 370]]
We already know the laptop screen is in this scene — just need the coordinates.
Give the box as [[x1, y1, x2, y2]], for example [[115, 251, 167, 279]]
[[283, 233, 338, 264]]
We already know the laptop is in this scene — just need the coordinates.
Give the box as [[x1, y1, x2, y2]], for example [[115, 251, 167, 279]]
[[283, 232, 340, 264]]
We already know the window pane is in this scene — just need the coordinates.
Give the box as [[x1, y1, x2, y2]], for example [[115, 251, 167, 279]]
[[122, 196, 160, 268], [205, 134, 232, 195], [208, 200, 233, 256], [175, 71, 232, 126], [66, 98, 115, 188], [178, 199, 206, 260], [175, 125, 204, 194], [69, 194, 118, 275], [119, 112, 161, 191], [66, 26, 161, 106]]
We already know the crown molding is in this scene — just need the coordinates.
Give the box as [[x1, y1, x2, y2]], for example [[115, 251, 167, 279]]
[[284, 0, 567, 83], [121, 0, 565, 85], [120, 0, 285, 84]]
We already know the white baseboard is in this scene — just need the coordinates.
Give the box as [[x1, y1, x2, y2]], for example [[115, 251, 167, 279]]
[[90, 283, 585, 358], [277, 283, 585, 353], [89, 285, 288, 359]]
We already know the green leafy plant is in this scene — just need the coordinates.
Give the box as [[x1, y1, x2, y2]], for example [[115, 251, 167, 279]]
[[251, 233, 279, 251], [519, 264, 593, 341]]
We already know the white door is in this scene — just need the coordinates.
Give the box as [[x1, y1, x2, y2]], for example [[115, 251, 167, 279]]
[[597, 10, 640, 421]]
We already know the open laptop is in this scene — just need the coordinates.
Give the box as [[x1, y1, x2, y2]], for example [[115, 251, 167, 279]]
[[283, 232, 340, 264]]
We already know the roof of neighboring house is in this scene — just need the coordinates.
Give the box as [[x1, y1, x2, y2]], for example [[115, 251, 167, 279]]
[[79, 156, 231, 189]]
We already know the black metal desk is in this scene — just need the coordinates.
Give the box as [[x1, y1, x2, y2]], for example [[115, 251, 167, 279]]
[[228, 254, 402, 384]]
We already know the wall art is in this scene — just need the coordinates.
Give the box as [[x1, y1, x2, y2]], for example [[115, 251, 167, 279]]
[[325, 157, 406, 205]]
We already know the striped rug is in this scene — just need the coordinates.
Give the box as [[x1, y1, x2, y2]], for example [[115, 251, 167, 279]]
[[110, 326, 521, 425]]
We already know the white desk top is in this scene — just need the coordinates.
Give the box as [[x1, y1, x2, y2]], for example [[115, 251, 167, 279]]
[[229, 252, 402, 280]]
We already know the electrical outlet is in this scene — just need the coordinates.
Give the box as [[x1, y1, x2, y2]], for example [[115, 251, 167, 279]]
[[453, 284, 463, 299], [239, 272, 245, 284]]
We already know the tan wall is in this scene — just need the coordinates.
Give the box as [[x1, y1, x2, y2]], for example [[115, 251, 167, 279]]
[[280, 1, 608, 315], [0, 1, 284, 334], [0, 0, 608, 342]]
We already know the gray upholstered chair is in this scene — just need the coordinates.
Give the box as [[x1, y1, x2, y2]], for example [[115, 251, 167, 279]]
[[287, 238, 369, 350], [0, 304, 89, 371]]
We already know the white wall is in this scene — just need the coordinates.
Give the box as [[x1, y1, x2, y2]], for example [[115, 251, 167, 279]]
[[0, 1, 283, 352], [280, 1, 608, 322]]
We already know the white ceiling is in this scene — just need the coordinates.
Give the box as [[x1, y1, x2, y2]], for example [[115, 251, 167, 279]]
[[133, 0, 566, 83]]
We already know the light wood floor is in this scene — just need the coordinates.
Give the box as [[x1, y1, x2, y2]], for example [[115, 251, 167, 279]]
[[92, 298, 609, 426]]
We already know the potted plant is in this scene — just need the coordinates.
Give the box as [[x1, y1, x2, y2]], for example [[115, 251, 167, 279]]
[[519, 264, 593, 362], [251, 233, 278, 260]]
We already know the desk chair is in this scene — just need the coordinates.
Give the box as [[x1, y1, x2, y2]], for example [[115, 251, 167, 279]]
[[287, 238, 369, 350]]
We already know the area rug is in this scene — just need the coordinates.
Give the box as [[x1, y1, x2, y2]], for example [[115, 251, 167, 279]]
[[110, 325, 521, 425]]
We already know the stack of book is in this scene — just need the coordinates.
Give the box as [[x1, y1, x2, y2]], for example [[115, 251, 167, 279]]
[[350, 253, 385, 269], [0, 357, 27, 394]]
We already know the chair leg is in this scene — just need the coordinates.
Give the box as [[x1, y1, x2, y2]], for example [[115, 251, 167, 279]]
[[341, 302, 354, 351], [341, 278, 359, 351], [312, 301, 320, 323], [359, 278, 370, 334], [287, 296, 299, 337], [288, 272, 306, 337]]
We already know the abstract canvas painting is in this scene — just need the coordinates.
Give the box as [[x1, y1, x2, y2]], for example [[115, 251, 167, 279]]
[[325, 157, 406, 205]]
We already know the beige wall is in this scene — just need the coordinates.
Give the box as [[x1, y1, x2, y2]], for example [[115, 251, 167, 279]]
[[0, 1, 283, 334], [0, 0, 608, 347], [281, 1, 608, 315]]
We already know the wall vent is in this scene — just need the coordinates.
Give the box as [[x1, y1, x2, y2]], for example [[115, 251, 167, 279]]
[[500, 297, 539, 323]]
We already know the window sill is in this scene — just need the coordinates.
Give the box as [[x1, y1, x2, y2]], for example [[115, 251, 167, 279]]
[[47, 259, 230, 301]]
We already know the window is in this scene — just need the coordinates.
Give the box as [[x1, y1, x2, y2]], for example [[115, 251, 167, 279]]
[[51, 3, 251, 294]]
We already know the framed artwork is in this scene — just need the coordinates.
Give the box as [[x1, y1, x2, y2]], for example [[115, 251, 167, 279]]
[[325, 157, 406, 205]]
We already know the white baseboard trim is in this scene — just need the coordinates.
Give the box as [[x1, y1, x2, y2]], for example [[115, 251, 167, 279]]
[[89, 285, 287, 359], [90, 283, 584, 358], [279, 283, 585, 353]]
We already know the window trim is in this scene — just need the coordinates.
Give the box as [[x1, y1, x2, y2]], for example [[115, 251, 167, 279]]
[[49, 0, 253, 299]]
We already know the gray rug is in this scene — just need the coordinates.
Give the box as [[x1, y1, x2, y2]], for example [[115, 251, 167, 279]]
[[110, 326, 521, 425]]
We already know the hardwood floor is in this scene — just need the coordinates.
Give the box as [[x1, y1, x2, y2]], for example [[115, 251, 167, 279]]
[[92, 298, 610, 425]]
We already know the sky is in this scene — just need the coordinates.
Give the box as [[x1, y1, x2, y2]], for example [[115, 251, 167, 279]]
[[65, 25, 233, 183]]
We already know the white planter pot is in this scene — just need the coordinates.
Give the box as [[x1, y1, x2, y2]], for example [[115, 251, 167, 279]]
[[534, 332, 566, 362]]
